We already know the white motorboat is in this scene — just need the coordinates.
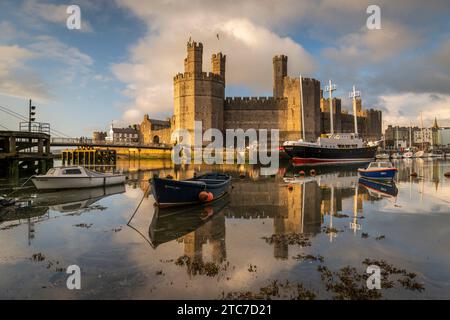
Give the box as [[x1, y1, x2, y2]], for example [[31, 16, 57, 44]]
[[403, 151, 414, 158], [391, 153, 403, 159], [375, 153, 390, 159], [31, 166, 126, 190]]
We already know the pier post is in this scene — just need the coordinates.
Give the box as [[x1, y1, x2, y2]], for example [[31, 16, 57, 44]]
[[8, 136, 16, 154], [38, 138, 44, 155], [8, 160, 19, 183]]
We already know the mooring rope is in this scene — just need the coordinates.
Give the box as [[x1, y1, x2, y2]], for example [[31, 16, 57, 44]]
[[3, 175, 36, 198], [126, 183, 154, 248]]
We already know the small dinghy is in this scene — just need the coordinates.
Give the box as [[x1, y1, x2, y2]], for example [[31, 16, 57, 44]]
[[358, 161, 397, 181], [151, 173, 231, 208], [31, 166, 126, 190]]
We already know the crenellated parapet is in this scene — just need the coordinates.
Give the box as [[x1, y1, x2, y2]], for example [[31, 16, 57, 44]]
[[174, 71, 225, 83], [225, 96, 287, 109]]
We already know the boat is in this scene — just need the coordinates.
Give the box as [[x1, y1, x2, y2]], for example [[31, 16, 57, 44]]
[[391, 152, 403, 159], [357, 161, 397, 181], [31, 166, 126, 190], [358, 178, 398, 199], [428, 150, 445, 158], [282, 82, 378, 165], [282, 133, 378, 165], [151, 173, 231, 208], [413, 150, 425, 158], [148, 194, 230, 248], [375, 153, 390, 159], [403, 151, 414, 158]]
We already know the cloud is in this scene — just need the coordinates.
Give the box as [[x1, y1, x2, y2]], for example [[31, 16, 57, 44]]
[[377, 93, 450, 128], [27, 35, 94, 85], [112, 0, 316, 122], [0, 45, 52, 101], [0, 35, 95, 101], [21, 0, 93, 32], [322, 21, 421, 66]]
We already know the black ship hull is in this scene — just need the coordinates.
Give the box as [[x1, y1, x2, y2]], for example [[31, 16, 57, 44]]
[[282, 144, 377, 165]]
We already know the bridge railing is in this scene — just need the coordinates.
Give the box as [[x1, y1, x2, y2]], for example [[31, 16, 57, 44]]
[[50, 137, 172, 148], [20, 122, 50, 134]]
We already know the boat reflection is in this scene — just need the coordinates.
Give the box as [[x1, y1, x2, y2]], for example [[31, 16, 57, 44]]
[[149, 194, 230, 248], [0, 184, 126, 223], [358, 178, 398, 199], [32, 184, 126, 212]]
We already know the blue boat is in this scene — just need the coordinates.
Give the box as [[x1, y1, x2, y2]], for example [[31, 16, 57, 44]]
[[357, 161, 397, 181], [358, 178, 398, 199], [149, 194, 230, 248], [151, 173, 231, 208]]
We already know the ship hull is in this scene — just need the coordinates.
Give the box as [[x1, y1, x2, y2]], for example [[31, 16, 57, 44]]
[[283, 145, 377, 165]]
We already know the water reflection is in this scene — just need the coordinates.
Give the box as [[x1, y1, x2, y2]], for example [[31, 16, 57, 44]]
[[0, 158, 449, 299]]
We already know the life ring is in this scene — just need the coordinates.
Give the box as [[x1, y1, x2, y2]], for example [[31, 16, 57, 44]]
[[310, 169, 316, 176]]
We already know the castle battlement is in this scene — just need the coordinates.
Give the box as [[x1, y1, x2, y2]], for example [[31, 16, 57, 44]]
[[174, 72, 224, 82], [187, 41, 203, 49], [212, 52, 225, 59], [273, 55, 288, 61], [224, 96, 286, 109]]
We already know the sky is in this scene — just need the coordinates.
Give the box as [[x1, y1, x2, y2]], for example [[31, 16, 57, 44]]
[[0, 0, 449, 137]]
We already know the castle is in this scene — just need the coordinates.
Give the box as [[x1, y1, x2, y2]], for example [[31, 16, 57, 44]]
[[139, 40, 382, 146]]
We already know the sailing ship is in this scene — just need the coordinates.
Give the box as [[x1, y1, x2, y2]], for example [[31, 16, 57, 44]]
[[282, 82, 378, 165]]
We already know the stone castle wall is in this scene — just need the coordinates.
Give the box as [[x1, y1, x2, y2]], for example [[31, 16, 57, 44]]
[[171, 40, 381, 145]]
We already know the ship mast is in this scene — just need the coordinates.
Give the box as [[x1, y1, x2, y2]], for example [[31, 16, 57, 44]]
[[325, 80, 337, 135], [409, 121, 412, 149], [349, 85, 361, 136], [420, 112, 424, 150], [300, 75, 306, 141]]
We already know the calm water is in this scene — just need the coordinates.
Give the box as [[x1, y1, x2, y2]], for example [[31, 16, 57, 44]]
[[1, 159, 450, 299]]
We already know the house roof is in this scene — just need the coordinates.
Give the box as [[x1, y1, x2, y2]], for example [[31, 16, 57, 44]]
[[149, 119, 170, 127], [112, 127, 139, 134]]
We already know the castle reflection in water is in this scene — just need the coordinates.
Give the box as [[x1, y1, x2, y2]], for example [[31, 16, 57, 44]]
[[3, 158, 447, 277], [131, 160, 383, 271]]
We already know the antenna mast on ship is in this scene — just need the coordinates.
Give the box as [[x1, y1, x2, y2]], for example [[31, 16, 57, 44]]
[[300, 75, 306, 141], [349, 85, 361, 136], [325, 80, 337, 135]]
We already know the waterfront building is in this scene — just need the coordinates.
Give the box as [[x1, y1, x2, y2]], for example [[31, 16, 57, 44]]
[[106, 124, 140, 143], [384, 125, 420, 148], [413, 118, 441, 148], [139, 115, 172, 145]]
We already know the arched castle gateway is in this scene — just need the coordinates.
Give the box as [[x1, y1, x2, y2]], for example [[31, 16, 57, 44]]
[[142, 39, 382, 146]]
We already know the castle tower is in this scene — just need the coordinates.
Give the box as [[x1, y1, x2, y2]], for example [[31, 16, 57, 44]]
[[184, 41, 203, 74], [174, 41, 225, 145], [273, 55, 287, 98], [211, 52, 226, 80]]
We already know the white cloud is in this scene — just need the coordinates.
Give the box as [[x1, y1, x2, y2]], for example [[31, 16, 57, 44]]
[[22, 0, 93, 32], [27, 35, 94, 85], [112, 0, 316, 122], [378, 93, 450, 128], [0, 45, 51, 101], [322, 21, 421, 66]]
